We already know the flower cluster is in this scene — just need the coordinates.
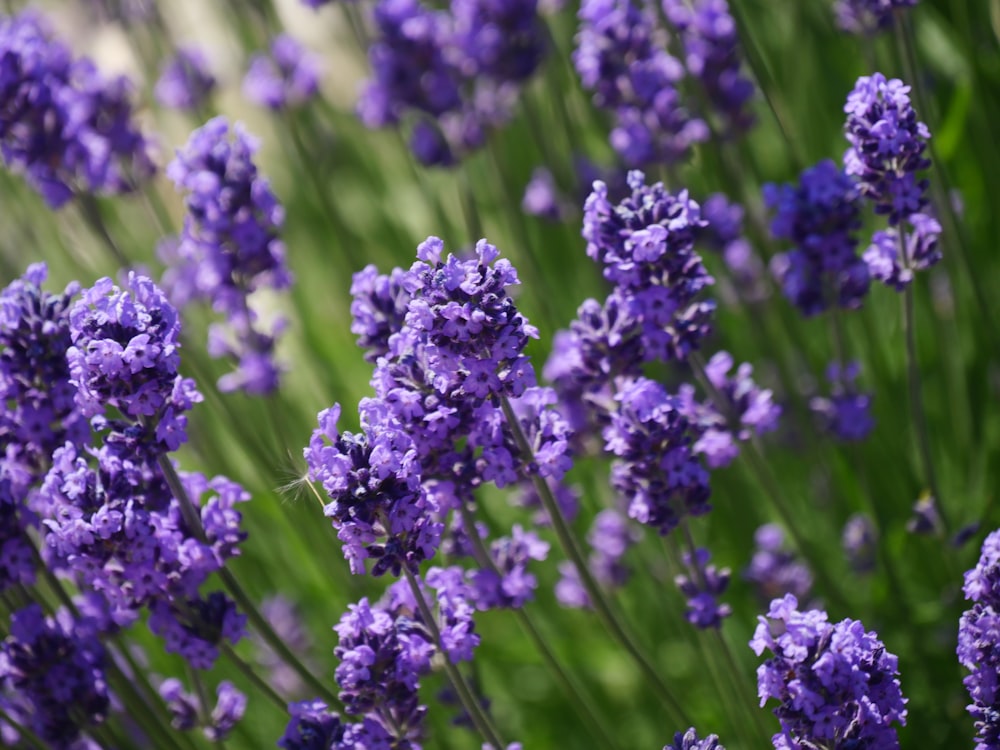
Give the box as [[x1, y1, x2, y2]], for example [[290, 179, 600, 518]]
[[665, 728, 726, 750], [675, 547, 732, 629], [155, 47, 216, 111], [958, 529, 1000, 749], [809, 360, 875, 442], [0, 10, 155, 207], [699, 193, 767, 303], [662, 0, 755, 137], [0, 264, 87, 495], [358, 0, 546, 165], [349, 265, 411, 363], [834, 0, 917, 35], [165, 116, 291, 395], [678, 350, 780, 468], [159, 678, 246, 741], [305, 402, 440, 576], [583, 171, 715, 362], [244, 34, 321, 111], [765, 159, 868, 316], [470, 525, 549, 609], [574, 0, 707, 166], [0, 604, 109, 747], [744, 524, 813, 605], [864, 211, 942, 290], [604, 377, 710, 535], [751, 593, 908, 749], [844, 73, 931, 224], [557, 509, 638, 608]]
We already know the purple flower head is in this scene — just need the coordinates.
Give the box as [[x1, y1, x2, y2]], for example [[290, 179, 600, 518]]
[[149, 591, 247, 671], [159, 678, 199, 731], [0, 604, 110, 746], [333, 596, 432, 737], [66, 273, 202, 451], [765, 159, 868, 316], [844, 73, 931, 223], [864, 211, 942, 290], [165, 116, 291, 395], [604, 376, 710, 535], [679, 350, 780, 468], [0, 263, 87, 490], [906, 494, 941, 536], [744, 524, 813, 605], [699, 193, 767, 302], [583, 172, 715, 361], [470, 525, 549, 609], [205, 681, 246, 741], [350, 265, 412, 363], [843, 512, 877, 574], [809, 361, 874, 442], [452, 0, 546, 83], [556, 508, 639, 608], [244, 34, 321, 110], [400, 237, 538, 404], [0, 478, 36, 591], [751, 594, 907, 749], [835, 0, 917, 35], [305, 402, 442, 576], [574, 0, 708, 165], [664, 728, 725, 750], [959, 530, 1000, 748], [663, 0, 754, 137], [522, 167, 565, 221], [675, 547, 732, 629], [155, 47, 216, 111], [0, 10, 155, 207], [279, 700, 346, 750]]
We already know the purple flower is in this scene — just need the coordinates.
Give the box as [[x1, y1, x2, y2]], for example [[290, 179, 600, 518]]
[[305, 402, 442, 576], [864, 211, 942, 290], [835, 0, 917, 35], [809, 361, 874, 442], [0, 264, 87, 491], [699, 193, 768, 302], [149, 592, 247, 671], [154, 47, 216, 111], [165, 116, 291, 395], [470, 525, 549, 609], [675, 547, 731, 629], [452, 0, 546, 83], [604, 376, 710, 535], [0, 604, 110, 747], [959, 530, 1000, 748], [678, 350, 780, 468], [556, 508, 639, 608], [244, 34, 321, 110], [844, 73, 931, 224], [159, 678, 199, 731], [663, 0, 754, 137], [0, 10, 155, 207], [665, 728, 725, 750], [765, 159, 868, 316], [744, 524, 813, 605], [574, 0, 708, 166], [350, 265, 412, 363], [522, 167, 565, 221], [279, 700, 346, 750], [751, 594, 907, 749], [583, 171, 715, 361], [205, 681, 246, 741]]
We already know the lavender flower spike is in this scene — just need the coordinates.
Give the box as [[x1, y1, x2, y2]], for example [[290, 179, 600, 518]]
[[958, 529, 1000, 748], [751, 594, 907, 749], [166, 116, 291, 395], [665, 728, 726, 750], [155, 47, 216, 111], [835, 0, 918, 36], [244, 34, 321, 110]]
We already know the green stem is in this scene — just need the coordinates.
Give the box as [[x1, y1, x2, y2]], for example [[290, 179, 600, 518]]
[[400, 567, 506, 749], [498, 396, 690, 726], [457, 505, 621, 750], [77, 194, 129, 268], [152, 450, 340, 707], [220, 641, 289, 712]]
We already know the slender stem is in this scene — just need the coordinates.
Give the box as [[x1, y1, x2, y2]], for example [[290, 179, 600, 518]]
[[458, 505, 621, 750], [0, 706, 48, 750], [77, 194, 129, 268], [901, 281, 946, 531], [688, 353, 851, 613], [499, 396, 690, 726], [400, 567, 506, 749], [152, 449, 340, 707], [220, 641, 289, 712]]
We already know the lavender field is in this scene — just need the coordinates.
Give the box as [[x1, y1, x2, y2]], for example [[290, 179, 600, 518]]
[[0, 0, 997, 748]]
